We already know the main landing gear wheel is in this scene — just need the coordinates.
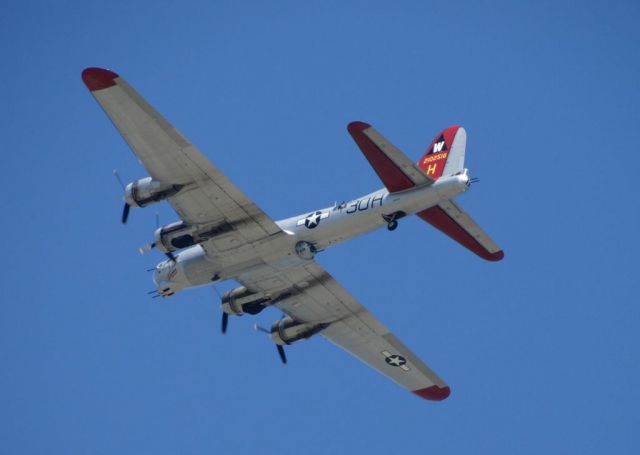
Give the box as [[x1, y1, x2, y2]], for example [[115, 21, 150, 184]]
[[383, 211, 405, 232]]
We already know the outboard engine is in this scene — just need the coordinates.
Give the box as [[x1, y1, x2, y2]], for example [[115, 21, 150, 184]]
[[125, 177, 182, 208], [221, 287, 271, 316], [120, 177, 183, 224], [269, 316, 329, 345]]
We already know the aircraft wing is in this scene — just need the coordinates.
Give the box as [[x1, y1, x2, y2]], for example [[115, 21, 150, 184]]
[[236, 261, 451, 401], [82, 68, 281, 245]]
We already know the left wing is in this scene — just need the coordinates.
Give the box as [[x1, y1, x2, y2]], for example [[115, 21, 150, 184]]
[[82, 67, 281, 247], [236, 261, 450, 401]]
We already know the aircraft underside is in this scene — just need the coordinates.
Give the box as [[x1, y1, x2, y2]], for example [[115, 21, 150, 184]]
[[82, 66, 503, 402]]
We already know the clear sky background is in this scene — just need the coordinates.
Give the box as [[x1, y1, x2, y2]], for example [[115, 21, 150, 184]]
[[1, 1, 639, 453]]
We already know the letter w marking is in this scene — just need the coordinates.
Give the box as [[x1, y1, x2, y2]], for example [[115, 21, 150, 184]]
[[433, 141, 445, 153]]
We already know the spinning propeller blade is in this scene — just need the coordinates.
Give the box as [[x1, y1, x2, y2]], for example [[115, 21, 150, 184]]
[[114, 170, 130, 225], [121, 203, 131, 224], [253, 324, 287, 365], [221, 312, 229, 334], [139, 242, 156, 254], [276, 344, 287, 364]]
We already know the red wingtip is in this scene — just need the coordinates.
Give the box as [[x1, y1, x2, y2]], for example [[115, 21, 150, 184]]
[[82, 67, 119, 91], [347, 121, 371, 134], [413, 385, 451, 401]]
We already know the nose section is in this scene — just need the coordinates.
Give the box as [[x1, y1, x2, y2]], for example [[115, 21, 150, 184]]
[[153, 260, 180, 297]]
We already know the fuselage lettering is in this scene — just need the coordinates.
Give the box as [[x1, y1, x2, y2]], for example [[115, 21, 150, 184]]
[[346, 201, 358, 214], [357, 198, 370, 211], [346, 194, 384, 215]]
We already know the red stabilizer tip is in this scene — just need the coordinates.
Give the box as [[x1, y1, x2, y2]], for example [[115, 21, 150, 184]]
[[413, 385, 451, 401], [347, 121, 371, 134], [82, 67, 119, 91], [488, 250, 505, 262]]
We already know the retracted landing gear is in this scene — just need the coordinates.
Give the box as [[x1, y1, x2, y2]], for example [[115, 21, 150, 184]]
[[382, 211, 406, 231]]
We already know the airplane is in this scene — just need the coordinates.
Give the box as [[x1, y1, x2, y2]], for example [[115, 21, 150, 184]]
[[82, 67, 504, 402]]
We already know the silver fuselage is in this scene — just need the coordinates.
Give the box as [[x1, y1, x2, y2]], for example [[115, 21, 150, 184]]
[[154, 171, 470, 295]]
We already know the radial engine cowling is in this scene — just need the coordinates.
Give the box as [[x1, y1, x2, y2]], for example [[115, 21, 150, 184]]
[[221, 287, 271, 316], [153, 221, 198, 253], [124, 177, 182, 208], [270, 316, 329, 345], [152, 220, 236, 253]]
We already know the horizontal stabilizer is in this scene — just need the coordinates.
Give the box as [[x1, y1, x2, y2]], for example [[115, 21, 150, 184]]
[[348, 121, 433, 193], [418, 199, 504, 261]]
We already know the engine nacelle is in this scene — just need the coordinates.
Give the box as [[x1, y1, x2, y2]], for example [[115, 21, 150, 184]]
[[153, 221, 198, 253], [221, 286, 270, 316], [153, 220, 236, 253], [124, 177, 182, 208], [270, 316, 328, 345]]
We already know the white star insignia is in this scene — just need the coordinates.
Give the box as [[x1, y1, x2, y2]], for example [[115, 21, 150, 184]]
[[381, 351, 410, 371], [306, 213, 320, 226], [296, 211, 329, 228], [387, 356, 403, 366]]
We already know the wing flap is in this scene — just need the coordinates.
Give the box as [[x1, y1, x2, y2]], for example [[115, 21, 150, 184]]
[[417, 199, 504, 261], [348, 121, 433, 193]]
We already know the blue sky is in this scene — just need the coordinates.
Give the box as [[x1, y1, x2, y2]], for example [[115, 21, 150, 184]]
[[1, 0, 639, 453]]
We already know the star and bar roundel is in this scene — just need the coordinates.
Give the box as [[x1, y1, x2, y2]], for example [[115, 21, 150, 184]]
[[296, 211, 329, 229], [382, 350, 410, 371]]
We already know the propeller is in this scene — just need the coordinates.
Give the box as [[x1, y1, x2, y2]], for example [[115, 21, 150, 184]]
[[113, 170, 130, 224], [276, 344, 287, 364], [221, 312, 229, 334], [254, 324, 287, 364], [139, 242, 155, 254], [121, 203, 131, 224], [138, 213, 176, 262], [140, 243, 175, 262], [139, 213, 160, 253], [213, 286, 229, 335]]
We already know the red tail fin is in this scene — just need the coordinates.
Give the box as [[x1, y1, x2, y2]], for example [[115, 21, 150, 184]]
[[417, 126, 465, 180]]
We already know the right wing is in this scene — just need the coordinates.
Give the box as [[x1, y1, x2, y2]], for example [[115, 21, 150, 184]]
[[348, 121, 434, 193], [236, 260, 450, 401], [82, 67, 282, 249], [418, 199, 504, 261]]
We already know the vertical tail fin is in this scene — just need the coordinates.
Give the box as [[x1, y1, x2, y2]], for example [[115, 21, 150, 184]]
[[417, 126, 466, 179]]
